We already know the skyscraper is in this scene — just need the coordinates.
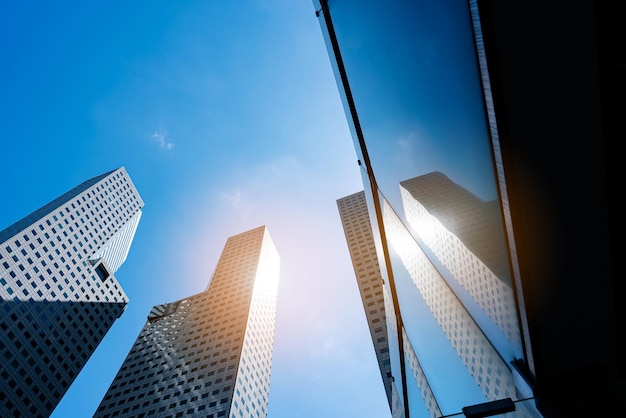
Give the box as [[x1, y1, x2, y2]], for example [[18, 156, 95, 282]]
[[317, 0, 624, 415], [94, 225, 280, 418], [339, 176, 535, 418], [336, 192, 397, 412], [0, 167, 144, 418]]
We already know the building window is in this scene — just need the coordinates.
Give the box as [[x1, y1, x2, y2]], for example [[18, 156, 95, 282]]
[[95, 263, 110, 281]]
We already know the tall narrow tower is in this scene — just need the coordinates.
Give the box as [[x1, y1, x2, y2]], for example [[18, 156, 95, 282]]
[[336, 192, 396, 411], [0, 167, 144, 418], [94, 225, 280, 418]]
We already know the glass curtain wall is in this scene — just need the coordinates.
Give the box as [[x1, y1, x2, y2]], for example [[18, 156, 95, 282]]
[[314, 1, 538, 416]]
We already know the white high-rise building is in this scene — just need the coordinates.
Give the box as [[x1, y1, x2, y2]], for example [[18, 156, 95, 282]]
[[337, 191, 441, 418], [338, 180, 534, 418], [0, 167, 144, 418], [94, 225, 280, 418], [336, 192, 395, 408]]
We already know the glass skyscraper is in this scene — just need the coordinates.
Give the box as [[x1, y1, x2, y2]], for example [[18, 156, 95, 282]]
[[320, 0, 624, 417], [0, 167, 144, 417], [339, 183, 533, 418], [94, 225, 280, 418]]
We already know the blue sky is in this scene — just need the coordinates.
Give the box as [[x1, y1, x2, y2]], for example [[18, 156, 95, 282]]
[[1, 1, 391, 417]]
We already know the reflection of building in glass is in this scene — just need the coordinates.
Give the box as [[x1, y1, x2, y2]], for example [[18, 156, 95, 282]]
[[317, 0, 624, 416], [94, 226, 280, 418], [0, 167, 144, 418], [400, 172, 521, 349], [400, 172, 509, 285], [339, 191, 441, 418], [339, 190, 527, 418], [382, 199, 518, 405]]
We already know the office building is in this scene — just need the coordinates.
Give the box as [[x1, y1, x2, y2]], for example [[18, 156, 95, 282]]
[[337, 192, 396, 411], [338, 183, 528, 418], [0, 167, 144, 417], [318, 0, 624, 416], [94, 225, 280, 418]]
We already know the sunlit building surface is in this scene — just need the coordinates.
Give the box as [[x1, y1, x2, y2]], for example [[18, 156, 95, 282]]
[[337, 192, 397, 411], [0, 167, 144, 418], [319, 0, 624, 417], [94, 226, 280, 418]]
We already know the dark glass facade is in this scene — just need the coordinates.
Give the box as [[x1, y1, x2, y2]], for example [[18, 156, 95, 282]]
[[318, 0, 625, 417]]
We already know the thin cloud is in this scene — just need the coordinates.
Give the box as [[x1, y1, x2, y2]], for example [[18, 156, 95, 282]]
[[220, 190, 243, 209], [149, 126, 175, 150], [397, 131, 417, 156]]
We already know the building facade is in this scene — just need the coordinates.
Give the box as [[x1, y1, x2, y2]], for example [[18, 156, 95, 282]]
[[337, 192, 396, 411], [94, 225, 280, 418], [0, 167, 144, 417], [319, 0, 624, 417]]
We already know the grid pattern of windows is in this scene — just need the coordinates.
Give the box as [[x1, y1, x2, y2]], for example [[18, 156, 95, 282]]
[[338, 189, 530, 417], [400, 173, 522, 350], [337, 191, 394, 407], [229, 228, 279, 418], [0, 167, 144, 418], [401, 328, 442, 418], [94, 226, 280, 418], [383, 199, 518, 404]]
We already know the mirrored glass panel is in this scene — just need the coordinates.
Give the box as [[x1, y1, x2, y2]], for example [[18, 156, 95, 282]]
[[316, 0, 533, 416], [323, 0, 523, 363]]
